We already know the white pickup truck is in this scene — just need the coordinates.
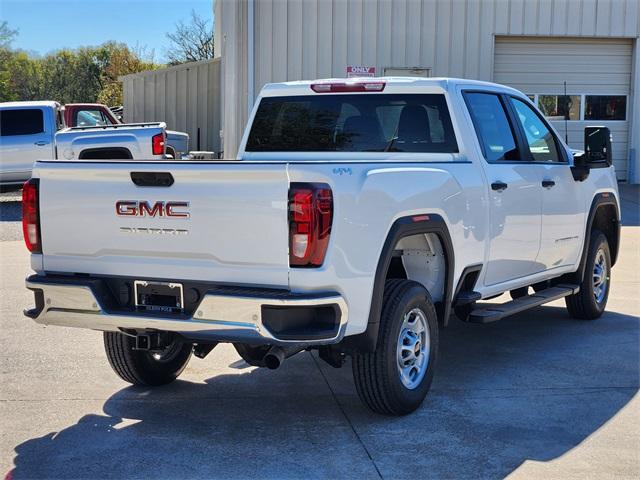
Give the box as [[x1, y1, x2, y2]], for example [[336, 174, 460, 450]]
[[0, 101, 170, 186], [23, 78, 620, 415]]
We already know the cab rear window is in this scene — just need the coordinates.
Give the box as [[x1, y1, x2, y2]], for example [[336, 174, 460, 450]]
[[0, 109, 44, 136], [246, 94, 458, 153]]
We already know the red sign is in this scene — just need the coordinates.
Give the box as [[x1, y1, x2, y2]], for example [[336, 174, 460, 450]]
[[346, 66, 376, 78]]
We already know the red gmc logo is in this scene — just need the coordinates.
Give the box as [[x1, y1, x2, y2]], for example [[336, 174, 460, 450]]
[[115, 201, 190, 218]]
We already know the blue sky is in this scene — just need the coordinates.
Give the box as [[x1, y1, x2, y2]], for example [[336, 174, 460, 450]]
[[0, 0, 214, 62]]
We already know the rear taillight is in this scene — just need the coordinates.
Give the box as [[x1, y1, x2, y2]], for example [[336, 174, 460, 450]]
[[289, 183, 333, 267], [22, 178, 41, 253], [152, 133, 165, 155]]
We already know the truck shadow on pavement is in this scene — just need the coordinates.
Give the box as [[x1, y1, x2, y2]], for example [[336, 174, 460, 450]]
[[8, 306, 639, 479]]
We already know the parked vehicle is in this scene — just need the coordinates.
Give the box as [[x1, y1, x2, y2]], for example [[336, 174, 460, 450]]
[[55, 122, 169, 160], [0, 102, 64, 186], [0, 101, 170, 186], [23, 78, 620, 415], [63, 103, 189, 159]]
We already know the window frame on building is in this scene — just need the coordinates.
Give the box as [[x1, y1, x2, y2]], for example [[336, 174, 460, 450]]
[[526, 94, 628, 122]]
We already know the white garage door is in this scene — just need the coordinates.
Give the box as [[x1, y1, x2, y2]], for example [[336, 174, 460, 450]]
[[494, 37, 633, 181]]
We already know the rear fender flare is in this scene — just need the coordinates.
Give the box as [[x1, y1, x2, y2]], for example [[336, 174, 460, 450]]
[[343, 214, 454, 353]]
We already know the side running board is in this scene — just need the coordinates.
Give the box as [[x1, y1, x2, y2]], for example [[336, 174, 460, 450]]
[[467, 284, 580, 324]]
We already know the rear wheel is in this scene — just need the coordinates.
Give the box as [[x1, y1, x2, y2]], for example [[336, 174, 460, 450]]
[[352, 280, 438, 415], [565, 230, 611, 320], [104, 332, 192, 386]]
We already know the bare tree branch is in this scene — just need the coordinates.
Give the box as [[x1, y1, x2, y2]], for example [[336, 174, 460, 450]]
[[166, 10, 214, 65], [0, 21, 18, 49]]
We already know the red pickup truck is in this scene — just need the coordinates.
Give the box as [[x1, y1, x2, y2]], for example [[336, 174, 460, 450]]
[[63, 103, 189, 159]]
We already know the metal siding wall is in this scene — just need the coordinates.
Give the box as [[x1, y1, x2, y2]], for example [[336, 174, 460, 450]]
[[249, 0, 636, 101], [120, 58, 222, 153], [219, 0, 640, 164]]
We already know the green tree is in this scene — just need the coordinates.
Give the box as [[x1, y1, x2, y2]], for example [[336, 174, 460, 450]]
[[0, 22, 160, 105], [5, 51, 43, 101], [96, 42, 159, 105], [0, 22, 19, 101]]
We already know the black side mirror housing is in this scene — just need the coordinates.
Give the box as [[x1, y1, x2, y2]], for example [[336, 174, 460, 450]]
[[585, 126, 613, 167], [571, 126, 613, 182]]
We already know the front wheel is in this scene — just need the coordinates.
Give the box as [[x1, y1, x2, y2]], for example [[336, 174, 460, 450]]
[[352, 280, 439, 415], [104, 332, 192, 386], [565, 230, 611, 320]]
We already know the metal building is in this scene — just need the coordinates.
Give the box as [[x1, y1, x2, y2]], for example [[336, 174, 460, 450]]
[[120, 58, 222, 153], [215, 0, 640, 183]]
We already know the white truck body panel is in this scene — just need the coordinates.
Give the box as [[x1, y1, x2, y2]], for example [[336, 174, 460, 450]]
[[36, 161, 290, 287]]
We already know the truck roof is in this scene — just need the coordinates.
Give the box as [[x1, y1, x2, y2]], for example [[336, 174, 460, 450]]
[[0, 100, 60, 109], [64, 103, 109, 108], [259, 77, 523, 97]]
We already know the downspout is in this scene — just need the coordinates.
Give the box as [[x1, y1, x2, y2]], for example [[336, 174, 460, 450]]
[[247, 0, 255, 118]]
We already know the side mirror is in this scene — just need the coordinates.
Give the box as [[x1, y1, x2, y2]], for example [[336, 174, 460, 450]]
[[585, 126, 612, 167], [571, 150, 589, 181]]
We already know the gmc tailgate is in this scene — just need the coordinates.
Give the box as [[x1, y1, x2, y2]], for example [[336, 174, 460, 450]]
[[34, 160, 290, 287]]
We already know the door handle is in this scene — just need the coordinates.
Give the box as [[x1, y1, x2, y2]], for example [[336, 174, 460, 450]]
[[34, 141, 50, 146], [491, 181, 508, 192], [542, 180, 556, 189]]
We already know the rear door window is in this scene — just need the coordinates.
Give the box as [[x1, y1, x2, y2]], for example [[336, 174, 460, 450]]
[[0, 109, 45, 136], [246, 94, 458, 153]]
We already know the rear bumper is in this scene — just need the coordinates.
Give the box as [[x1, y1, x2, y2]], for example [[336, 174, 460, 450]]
[[25, 275, 348, 345]]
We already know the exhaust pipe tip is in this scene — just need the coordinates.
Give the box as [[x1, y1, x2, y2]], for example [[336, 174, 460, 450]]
[[262, 345, 305, 370], [263, 347, 285, 370]]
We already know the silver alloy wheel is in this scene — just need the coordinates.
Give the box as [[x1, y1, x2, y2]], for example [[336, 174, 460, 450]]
[[396, 307, 430, 390], [593, 248, 608, 304]]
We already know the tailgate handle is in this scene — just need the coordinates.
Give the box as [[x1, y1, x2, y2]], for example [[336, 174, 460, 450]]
[[130, 172, 174, 187]]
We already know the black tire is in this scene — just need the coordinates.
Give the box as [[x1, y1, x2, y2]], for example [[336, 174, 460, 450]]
[[510, 287, 529, 299], [103, 332, 192, 386], [352, 280, 439, 415], [565, 230, 611, 320]]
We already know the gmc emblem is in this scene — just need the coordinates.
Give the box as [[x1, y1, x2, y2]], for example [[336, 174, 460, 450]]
[[116, 201, 190, 218]]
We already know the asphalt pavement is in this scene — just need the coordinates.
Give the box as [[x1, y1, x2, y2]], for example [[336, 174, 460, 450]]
[[0, 189, 21, 242], [0, 186, 638, 479]]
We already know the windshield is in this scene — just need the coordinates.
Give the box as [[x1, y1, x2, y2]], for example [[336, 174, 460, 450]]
[[246, 94, 458, 153]]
